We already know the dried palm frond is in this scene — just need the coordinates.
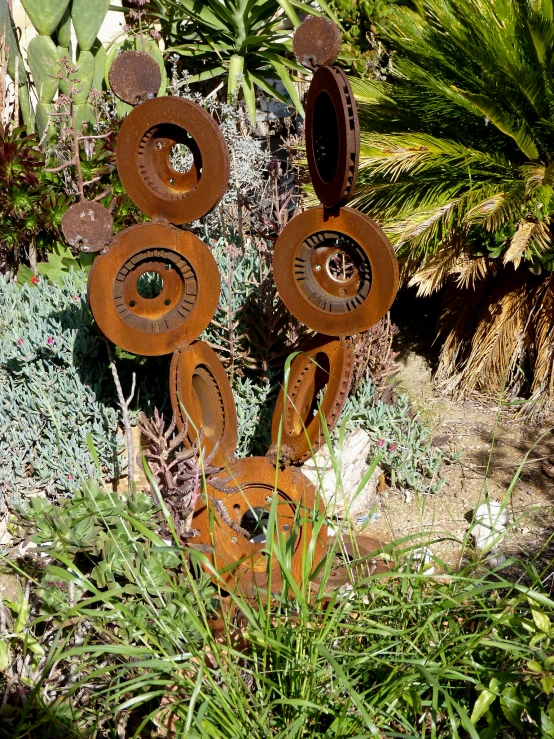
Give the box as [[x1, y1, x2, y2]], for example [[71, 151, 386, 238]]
[[436, 268, 554, 416], [350, 315, 400, 394]]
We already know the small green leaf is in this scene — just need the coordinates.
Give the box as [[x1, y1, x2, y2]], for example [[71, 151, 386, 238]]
[[531, 605, 552, 633], [0, 641, 10, 671], [528, 660, 544, 673], [543, 677, 554, 695], [471, 689, 496, 724], [14, 598, 30, 634]]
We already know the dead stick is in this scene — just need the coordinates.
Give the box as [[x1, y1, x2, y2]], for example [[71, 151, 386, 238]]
[[105, 341, 136, 487]]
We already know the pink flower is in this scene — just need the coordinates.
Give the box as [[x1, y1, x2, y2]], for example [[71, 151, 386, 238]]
[[30, 275, 39, 285], [47, 337, 54, 346], [68, 474, 74, 481], [378, 438, 384, 448], [390, 444, 397, 452], [17, 338, 23, 347]]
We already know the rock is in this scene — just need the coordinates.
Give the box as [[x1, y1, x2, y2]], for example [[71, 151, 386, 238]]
[[301, 429, 382, 523], [408, 546, 435, 575], [0, 572, 20, 602], [472, 501, 508, 551], [0, 518, 11, 548]]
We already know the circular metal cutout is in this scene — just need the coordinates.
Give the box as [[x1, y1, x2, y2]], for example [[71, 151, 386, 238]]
[[273, 206, 399, 336], [170, 341, 238, 468], [270, 336, 354, 463], [87, 222, 220, 356], [109, 50, 162, 105], [306, 66, 359, 208], [61, 201, 113, 252], [116, 96, 230, 224], [192, 457, 327, 597], [293, 16, 342, 69]]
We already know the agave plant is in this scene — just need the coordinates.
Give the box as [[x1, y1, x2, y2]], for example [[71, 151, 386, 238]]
[[151, 0, 336, 122], [352, 0, 554, 412]]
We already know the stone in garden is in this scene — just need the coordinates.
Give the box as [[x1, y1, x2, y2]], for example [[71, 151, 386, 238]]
[[301, 429, 382, 522], [472, 501, 508, 551]]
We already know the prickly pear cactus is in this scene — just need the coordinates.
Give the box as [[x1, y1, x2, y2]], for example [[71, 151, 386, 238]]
[[59, 50, 95, 104], [35, 101, 54, 142], [91, 40, 107, 92], [71, 0, 110, 52], [21, 0, 71, 36], [55, 4, 72, 48], [74, 103, 96, 131], [27, 36, 62, 104]]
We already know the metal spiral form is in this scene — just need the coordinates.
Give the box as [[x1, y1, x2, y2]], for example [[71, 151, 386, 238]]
[[85, 18, 400, 598]]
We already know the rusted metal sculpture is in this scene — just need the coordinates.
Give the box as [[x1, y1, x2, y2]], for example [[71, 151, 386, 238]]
[[191, 457, 326, 597], [273, 206, 399, 336], [292, 16, 342, 69], [116, 96, 230, 224], [270, 336, 354, 463], [170, 341, 238, 469], [83, 16, 401, 599], [305, 65, 359, 209], [62, 201, 113, 253], [109, 50, 162, 106], [88, 223, 220, 356]]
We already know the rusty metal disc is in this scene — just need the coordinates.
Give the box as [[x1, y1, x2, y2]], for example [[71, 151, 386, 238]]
[[191, 457, 327, 597], [109, 50, 162, 105], [61, 201, 113, 253], [270, 336, 354, 463], [169, 341, 238, 469], [87, 222, 220, 356], [306, 66, 359, 208], [273, 206, 399, 336], [116, 96, 230, 224], [293, 16, 342, 69]]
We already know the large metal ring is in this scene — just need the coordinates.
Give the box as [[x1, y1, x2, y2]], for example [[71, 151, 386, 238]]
[[87, 223, 220, 356], [170, 341, 238, 469], [191, 457, 327, 597], [270, 336, 354, 463], [273, 206, 399, 336], [116, 96, 230, 224], [305, 66, 359, 208]]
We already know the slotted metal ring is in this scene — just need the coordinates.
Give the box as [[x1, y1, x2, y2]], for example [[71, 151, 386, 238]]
[[170, 341, 238, 469], [191, 457, 327, 597], [87, 223, 220, 356], [270, 336, 354, 463], [273, 206, 399, 336], [305, 65, 359, 209], [116, 96, 230, 224]]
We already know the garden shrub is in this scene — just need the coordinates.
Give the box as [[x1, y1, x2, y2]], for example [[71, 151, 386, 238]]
[[0, 272, 123, 502]]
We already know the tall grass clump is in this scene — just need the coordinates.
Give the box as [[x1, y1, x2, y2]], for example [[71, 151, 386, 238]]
[[2, 455, 554, 738]]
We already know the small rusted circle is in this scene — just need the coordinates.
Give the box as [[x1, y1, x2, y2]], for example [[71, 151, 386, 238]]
[[170, 341, 238, 468], [61, 201, 113, 253], [293, 16, 342, 69], [270, 336, 354, 463], [117, 97, 230, 224], [306, 66, 359, 208], [191, 457, 327, 597], [109, 50, 162, 105], [88, 223, 220, 356], [273, 206, 399, 336]]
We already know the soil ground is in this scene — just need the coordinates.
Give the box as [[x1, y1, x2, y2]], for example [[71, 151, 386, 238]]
[[363, 289, 554, 573]]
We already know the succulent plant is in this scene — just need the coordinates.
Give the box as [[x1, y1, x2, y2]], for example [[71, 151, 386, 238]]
[[26, 36, 62, 104], [71, 0, 110, 53], [21, 0, 71, 37]]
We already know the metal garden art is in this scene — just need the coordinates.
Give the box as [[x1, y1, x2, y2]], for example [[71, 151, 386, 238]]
[[79, 20, 399, 597]]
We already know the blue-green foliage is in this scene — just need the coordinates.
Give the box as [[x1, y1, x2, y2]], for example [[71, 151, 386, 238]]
[[0, 272, 123, 500], [342, 381, 449, 494]]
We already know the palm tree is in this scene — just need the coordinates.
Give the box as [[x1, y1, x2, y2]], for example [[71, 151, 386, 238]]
[[351, 0, 554, 413]]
